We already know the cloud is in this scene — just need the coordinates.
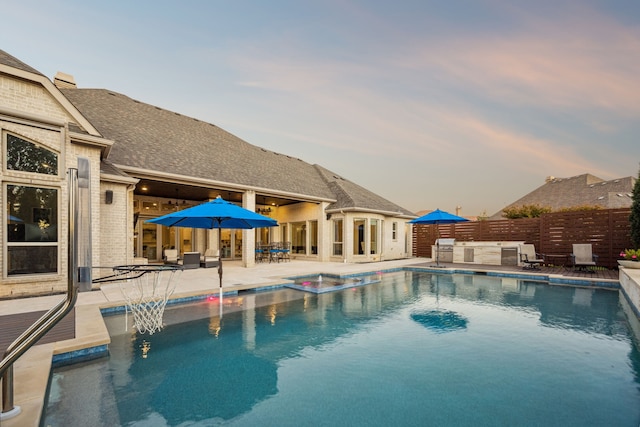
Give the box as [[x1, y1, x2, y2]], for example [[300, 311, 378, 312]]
[[398, 5, 640, 116]]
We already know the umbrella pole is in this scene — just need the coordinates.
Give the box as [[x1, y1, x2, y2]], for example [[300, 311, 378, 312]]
[[217, 220, 223, 316], [435, 223, 441, 267]]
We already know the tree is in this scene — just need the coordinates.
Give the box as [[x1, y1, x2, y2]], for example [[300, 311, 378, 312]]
[[630, 167, 640, 248]]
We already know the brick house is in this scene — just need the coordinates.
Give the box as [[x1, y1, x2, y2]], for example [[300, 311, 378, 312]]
[[0, 50, 415, 298]]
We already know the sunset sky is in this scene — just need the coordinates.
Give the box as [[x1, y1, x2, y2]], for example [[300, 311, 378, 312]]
[[4, 0, 639, 216]]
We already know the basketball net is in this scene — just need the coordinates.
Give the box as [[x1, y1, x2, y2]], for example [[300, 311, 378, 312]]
[[114, 265, 182, 335]]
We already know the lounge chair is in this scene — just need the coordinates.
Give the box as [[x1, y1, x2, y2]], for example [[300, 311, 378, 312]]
[[179, 252, 200, 269], [163, 249, 179, 264], [200, 249, 220, 268], [519, 244, 545, 270], [571, 244, 598, 272]]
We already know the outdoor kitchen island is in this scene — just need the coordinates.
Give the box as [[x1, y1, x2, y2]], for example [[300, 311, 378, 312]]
[[452, 241, 525, 266]]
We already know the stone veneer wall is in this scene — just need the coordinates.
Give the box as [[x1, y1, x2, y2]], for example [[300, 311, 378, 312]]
[[620, 268, 640, 318]]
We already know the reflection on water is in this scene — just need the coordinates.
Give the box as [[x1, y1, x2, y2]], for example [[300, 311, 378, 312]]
[[410, 309, 469, 333], [45, 271, 640, 426], [140, 340, 151, 359]]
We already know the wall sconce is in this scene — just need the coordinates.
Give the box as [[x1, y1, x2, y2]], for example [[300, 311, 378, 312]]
[[256, 207, 272, 215], [326, 213, 332, 220], [105, 190, 113, 204]]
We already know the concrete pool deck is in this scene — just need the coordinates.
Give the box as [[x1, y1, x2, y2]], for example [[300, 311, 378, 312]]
[[0, 258, 636, 427]]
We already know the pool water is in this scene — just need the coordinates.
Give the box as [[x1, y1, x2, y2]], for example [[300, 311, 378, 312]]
[[45, 271, 640, 426]]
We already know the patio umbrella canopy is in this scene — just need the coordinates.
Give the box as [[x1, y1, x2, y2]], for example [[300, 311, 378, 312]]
[[409, 209, 469, 267], [146, 196, 277, 301]]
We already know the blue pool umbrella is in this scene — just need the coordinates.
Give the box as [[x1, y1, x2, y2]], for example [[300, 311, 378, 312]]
[[146, 196, 277, 301], [409, 209, 469, 225], [409, 209, 469, 267]]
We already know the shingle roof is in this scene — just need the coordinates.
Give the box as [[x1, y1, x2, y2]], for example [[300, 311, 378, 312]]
[[0, 49, 43, 76], [489, 173, 636, 219], [315, 165, 414, 216], [100, 159, 132, 178], [59, 87, 414, 216]]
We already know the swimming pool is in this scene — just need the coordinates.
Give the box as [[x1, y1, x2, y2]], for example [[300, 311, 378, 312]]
[[45, 271, 640, 426]]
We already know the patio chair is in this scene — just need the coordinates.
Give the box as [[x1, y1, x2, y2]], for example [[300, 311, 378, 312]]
[[255, 245, 268, 263], [179, 252, 201, 269], [269, 243, 280, 263], [519, 244, 544, 270], [200, 249, 220, 268], [163, 249, 179, 264], [571, 244, 598, 272], [279, 241, 291, 262]]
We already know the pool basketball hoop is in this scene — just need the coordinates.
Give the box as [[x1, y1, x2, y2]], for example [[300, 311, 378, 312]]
[[113, 264, 183, 335]]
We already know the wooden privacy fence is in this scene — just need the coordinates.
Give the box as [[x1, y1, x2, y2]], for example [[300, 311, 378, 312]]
[[412, 208, 632, 269]]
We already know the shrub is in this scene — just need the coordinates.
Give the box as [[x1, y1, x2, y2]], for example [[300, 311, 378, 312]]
[[502, 204, 552, 219]]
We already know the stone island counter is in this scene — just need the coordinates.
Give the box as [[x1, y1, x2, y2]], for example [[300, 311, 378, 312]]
[[452, 241, 525, 266]]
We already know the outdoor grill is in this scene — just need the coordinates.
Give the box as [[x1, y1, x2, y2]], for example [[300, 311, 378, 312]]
[[434, 238, 455, 263]]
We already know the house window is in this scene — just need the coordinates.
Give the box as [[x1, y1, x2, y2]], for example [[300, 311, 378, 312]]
[[309, 220, 318, 254], [332, 219, 343, 256], [6, 184, 58, 275], [370, 219, 378, 254], [353, 218, 366, 255], [291, 222, 306, 254], [6, 133, 58, 175]]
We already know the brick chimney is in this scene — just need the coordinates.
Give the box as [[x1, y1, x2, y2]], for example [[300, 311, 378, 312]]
[[53, 72, 76, 89]]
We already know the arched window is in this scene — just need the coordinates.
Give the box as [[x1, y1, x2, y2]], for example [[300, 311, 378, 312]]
[[6, 133, 58, 175]]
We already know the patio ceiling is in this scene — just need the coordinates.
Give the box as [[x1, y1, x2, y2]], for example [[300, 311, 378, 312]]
[[135, 179, 300, 207]]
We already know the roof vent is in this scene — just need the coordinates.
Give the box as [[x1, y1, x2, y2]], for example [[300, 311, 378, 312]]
[[545, 176, 555, 183], [53, 71, 77, 89], [597, 196, 605, 200]]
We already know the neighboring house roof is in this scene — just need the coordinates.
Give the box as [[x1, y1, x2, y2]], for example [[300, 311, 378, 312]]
[[56, 87, 414, 217], [489, 173, 636, 219]]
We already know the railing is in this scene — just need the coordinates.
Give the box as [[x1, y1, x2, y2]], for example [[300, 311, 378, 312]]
[[0, 167, 80, 421]]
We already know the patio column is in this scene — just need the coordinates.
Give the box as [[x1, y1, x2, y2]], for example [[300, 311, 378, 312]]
[[242, 191, 256, 267]]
